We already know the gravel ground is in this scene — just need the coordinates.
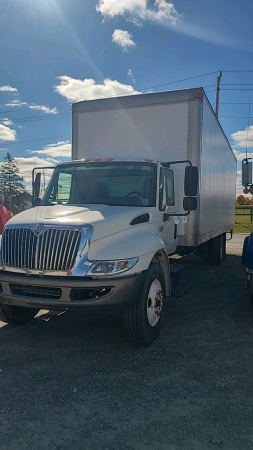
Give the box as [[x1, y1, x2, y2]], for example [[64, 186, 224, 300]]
[[0, 234, 253, 450]]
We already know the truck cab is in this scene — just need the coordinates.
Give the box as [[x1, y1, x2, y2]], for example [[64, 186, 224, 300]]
[[0, 158, 196, 345]]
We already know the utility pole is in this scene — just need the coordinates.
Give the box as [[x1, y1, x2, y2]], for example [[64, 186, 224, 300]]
[[9, 170, 12, 212], [215, 71, 222, 118]]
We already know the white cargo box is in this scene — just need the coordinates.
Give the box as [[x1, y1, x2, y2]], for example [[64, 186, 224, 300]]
[[72, 87, 236, 247]]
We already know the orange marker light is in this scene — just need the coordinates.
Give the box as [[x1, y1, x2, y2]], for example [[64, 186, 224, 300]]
[[106, 158, 114, 161], [145, 159, 153, 163], [194, 93, 203, 99], [94, 159, 102, 162]]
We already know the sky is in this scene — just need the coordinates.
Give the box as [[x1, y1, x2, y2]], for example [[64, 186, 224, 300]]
[[0, 0, 253, 195]]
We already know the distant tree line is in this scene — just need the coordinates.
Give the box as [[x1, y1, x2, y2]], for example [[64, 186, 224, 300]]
[[0, 153, 26, 214], [236, 195, 253, 206]]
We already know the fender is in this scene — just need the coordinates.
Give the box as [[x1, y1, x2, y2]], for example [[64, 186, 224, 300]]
[[88, 228, 167, 274]]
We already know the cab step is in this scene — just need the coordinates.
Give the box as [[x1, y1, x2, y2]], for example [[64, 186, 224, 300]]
[[170, 262, 186, 275], [169, 261, 191, 297], [171, 284, 191, 298]]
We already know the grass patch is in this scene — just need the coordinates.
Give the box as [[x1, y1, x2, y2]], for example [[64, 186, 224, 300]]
[[234, 207, 253, 233]]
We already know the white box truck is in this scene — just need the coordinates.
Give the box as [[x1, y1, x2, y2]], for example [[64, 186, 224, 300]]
[[0, 88, 236, 345]]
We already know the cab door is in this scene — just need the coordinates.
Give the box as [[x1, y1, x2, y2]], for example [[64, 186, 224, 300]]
[[157, 167, 178, 255]]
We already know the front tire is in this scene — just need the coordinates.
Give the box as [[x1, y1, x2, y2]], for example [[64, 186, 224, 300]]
[[123, 262, 166, 346], [0, 304, 39, 324]]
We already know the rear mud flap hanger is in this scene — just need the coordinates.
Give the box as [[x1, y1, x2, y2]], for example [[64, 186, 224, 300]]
[[161, 160, 198, 217]]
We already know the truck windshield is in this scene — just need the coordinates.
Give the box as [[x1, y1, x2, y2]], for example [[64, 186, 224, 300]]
[[42, 162, 157, 207]]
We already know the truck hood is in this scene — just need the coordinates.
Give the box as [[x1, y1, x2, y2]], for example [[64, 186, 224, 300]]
[[7, 205, 154, 241]]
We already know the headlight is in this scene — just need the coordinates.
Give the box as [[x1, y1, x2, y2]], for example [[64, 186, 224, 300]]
[[87, 257, 138, 276]]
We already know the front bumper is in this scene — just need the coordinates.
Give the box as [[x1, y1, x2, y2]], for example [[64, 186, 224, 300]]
[[0, 271, 145, 311]]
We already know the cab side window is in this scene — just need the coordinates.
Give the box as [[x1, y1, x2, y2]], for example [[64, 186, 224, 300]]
[[159, 168, 175, 211], [165, 169, 175, 206]]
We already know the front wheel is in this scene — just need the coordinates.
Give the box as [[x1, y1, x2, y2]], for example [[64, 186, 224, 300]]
[[0, 304, 39, 324], [123, 262, 166, 346]]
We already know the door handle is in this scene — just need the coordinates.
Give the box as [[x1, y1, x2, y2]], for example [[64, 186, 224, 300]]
[[174, 224, 178, 239]]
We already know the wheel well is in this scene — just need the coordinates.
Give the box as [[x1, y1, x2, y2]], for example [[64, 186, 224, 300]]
[[151, 250, 170, 296]]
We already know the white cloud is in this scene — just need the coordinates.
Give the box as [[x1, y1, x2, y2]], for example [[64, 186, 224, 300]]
[[96, 0, 180, 25], [29, 141, 71, 158], [15, 156, 56, 186], [54, 76, 139, 102], [29, 104, 58, 115], [0, 124, 16, 141], [0, 118, 13, 126], [112, 29, 136, 51], [233, 149, 253, 161], [231, 125, 253, 149], [5, 100, 28, 107], [0, 85, 18, 93], [236, 170, 243, 196], [4, 100, 57, 114], [128, 68, 136, 83], [127, 17, 143, 27]]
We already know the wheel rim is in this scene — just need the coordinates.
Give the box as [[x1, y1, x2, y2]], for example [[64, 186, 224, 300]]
[[147, 279, 164, 327]]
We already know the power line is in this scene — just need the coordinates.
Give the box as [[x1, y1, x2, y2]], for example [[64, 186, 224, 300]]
[[223, 70, 253, 73], [221, 88, 253, 91], [222, 84, 253, 86], [1, 70, 253, 117], [2, 134, 70, 145], [9, 87, 251, 126], [0, 83, 217, 126], [0, 71, 218, 116], [218, 102, 253, 105], [220, 115, 253, 118], [1, 112, 70, 124], [134, 73, 218, 92], [0, 104, 70, 115]]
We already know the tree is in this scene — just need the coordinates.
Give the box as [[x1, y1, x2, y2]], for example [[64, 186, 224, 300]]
[[236, 195, 246, 205], [0, 153, 25, 213]]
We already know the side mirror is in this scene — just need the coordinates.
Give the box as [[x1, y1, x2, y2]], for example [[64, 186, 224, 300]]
[[33, 172, 41, 198], [184, 166, 198, 197], [183, 196, 197, 211], [242, 159, 252, 187], [33, 197, 42, 207]]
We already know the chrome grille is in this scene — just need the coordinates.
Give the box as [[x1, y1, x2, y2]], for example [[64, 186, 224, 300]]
[[2, 228, 81, 271]]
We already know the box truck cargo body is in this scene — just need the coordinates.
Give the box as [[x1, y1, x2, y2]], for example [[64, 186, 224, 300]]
[[0, 88, 236, 345], [72, 87, 236, 248]]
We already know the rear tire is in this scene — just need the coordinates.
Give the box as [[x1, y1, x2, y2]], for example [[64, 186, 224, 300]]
[[200, 234, 225, 265], [0, 304, 39, 324], [211, 234, 225, 265], [123, 262, 166, 346]]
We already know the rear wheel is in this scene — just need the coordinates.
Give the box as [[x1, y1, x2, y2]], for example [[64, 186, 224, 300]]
[[123, 262, 165, 346], [200, 234, 226, 265], [211, 234, 225, 265], [0, 304, 39, 324]]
